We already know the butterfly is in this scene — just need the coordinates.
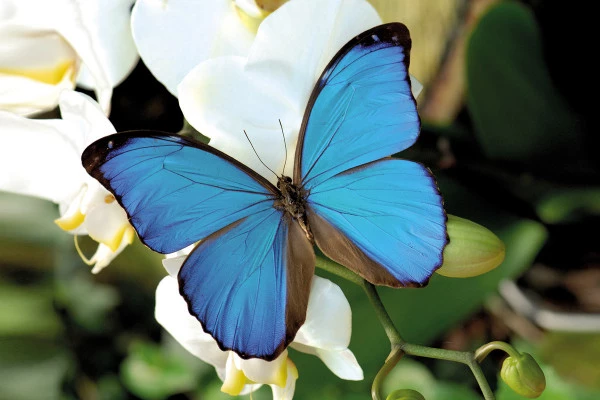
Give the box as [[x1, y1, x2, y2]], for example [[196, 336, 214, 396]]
[[82, 23, 448, 361]]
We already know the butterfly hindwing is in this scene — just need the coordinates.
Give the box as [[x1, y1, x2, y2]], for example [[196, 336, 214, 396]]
[[179, 210, 314, 360], [307, 159, 447, 287], [297, 23, 448, 287], [82, 132, 276, 254]]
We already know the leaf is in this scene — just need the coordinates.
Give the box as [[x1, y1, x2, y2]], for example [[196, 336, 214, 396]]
[[0, 282, 62, 337], [120, 341, 200, 400], [466, 2, 585, 167], [0, 338, 69, 400], [536, 188, 600, 224], [539, 333, 600, 390]]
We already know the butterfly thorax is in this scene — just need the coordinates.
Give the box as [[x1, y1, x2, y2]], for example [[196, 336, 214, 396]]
[[274, 176, 313, 242]]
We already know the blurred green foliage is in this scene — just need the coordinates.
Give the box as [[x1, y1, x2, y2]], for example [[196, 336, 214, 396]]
[[1, 1, 598, 399]]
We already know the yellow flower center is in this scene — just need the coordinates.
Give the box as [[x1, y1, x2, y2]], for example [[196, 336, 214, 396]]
[[0, 59, 76, 85], [221, 353, 289, 395], [233, 0, 288, 34]]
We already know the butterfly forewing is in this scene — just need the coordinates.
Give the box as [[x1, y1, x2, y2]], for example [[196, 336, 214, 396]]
[[294, 23, 419, 188], [82, 131, 277, 254]]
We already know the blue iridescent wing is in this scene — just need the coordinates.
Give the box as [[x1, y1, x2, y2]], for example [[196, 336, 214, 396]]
[[82, 131, 275, 254], [294, 23, 420, 188], [179, 210, 314, 360], [296, 23, 448, 287], [82, 132, 315, 360], [307, 159, 446, 287]]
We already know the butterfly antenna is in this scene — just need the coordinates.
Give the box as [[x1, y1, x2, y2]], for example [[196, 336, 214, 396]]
[[243, 130, 279, 179], [279, 119, 288, 176]]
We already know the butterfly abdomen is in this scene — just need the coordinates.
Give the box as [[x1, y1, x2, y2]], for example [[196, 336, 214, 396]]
[[275, 175, 313, 242]]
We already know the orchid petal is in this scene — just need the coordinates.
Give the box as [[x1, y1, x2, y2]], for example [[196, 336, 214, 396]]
[[162, 255, 186, 278], [221, 355, 249, 396], [161, 244, 196, 277], [132, 0, 253, 95], [179, 56, 299, 181], [178, 0, 381, 182], [155, 276, 229, 368], [0, 111, 84, 203], [84, 199, 130, 252], [57, 88, 117, 145], [270, 359, 298, 400], [48, 0, 128, 113], [235, 350, 288, 387], [74, 0, 138, 92], [315, 348, 363, 380], [293, 276, 352, 349], [89, 230, 133, 273], [54, 188, 86, 231]]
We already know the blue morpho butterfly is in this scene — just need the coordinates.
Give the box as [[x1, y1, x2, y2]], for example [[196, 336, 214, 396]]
[[82, 23, 448, 361]]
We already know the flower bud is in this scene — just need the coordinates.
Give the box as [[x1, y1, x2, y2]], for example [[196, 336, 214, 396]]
[[436, 215, 505, 278], [386, 389, 426, 400], [501, 353, 546, 398]]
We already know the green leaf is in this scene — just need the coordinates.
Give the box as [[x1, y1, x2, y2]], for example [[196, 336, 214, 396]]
[[0, 338, 69, 400], [539, 333, 600, 390], [466, 1, 584, 166], [120, 341, 200, 400], [0, 282, 62, 337], [536, 188, 600, 224]]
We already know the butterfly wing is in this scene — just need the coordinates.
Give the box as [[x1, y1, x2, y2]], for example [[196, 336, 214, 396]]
[[83, 131, 276, 254], [296, 23, 448, 287], [82, 131, 314, 359], [179, 210, 314, 360]]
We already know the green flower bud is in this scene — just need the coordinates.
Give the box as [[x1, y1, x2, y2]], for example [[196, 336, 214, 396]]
[[436, 215, 505, 278], [386, 389, 426, 400], [501, 353, 546, 398]]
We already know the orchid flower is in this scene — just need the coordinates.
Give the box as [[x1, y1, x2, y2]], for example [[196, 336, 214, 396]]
[[131, 0, 281, 96], [133, 0, 422, 99], [176, 0, 422, 183], [0, 90, 134, 272], [156, 260, 362, 399], [0, 0, 138, 115]]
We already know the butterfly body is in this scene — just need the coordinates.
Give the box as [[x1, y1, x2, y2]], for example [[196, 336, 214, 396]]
[[82, 23, 448, 361], [274, 175, 313, 241]]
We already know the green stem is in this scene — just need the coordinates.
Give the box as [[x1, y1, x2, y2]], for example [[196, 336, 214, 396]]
[[362, 281, 403, 346], [315, 255, 364, 286], [372, 346, 404, 400], [474, 341, 520, 363], [315, 255, 495, 400], [401, 343, 495, 400]]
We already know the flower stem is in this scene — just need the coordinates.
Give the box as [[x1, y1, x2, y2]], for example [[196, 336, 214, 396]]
[[474, 341, 520, 362], [372, 346, 404, 400], [314, 255, 495, 399], [401, 343, 495, 400], [315, 255, 364, 286], [362, 281, 403, 346]]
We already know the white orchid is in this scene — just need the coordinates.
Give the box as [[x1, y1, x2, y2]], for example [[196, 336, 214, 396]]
[[0, 0, 138, 115], [156, 265, 362, 399], [176, 0, 422, 183], [0, 90, 133, 272], [131, 0, 284, 96]]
